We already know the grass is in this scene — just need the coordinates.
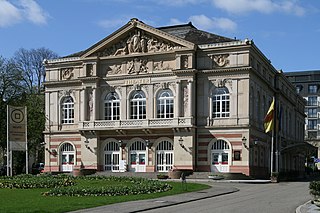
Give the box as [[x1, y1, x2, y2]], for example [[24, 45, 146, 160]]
[[0, 178, 210, 213]]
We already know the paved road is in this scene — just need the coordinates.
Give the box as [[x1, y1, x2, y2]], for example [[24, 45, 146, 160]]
[[141, 181, 311, 213]]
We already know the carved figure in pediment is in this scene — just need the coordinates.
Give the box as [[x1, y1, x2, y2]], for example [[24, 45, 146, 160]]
[[114, 41, 128, 56], [213, 54, 229, 67], [127, 58, 148, 74]]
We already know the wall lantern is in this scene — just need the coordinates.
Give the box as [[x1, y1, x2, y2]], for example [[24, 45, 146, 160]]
[[145, 139, 152, 148], [84, 139, 90, 149], [118, 140, 126, 148], [179, 136, 185, 149], [242, 136, 248, 149]]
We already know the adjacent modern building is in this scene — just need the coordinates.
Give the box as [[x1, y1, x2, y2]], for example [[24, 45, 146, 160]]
[[43, 18, 313, 178], [285, 71, 320, 159]]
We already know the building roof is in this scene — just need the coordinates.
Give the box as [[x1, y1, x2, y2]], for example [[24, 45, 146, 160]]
[[158, 22, 235, 45]]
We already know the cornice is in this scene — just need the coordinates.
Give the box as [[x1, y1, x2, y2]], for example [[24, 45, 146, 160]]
[[44, 80, 82, 87], [201, 66, 251, 73]]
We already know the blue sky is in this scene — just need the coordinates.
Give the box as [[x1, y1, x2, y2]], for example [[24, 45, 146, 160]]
[[0, 0, 319, 72]]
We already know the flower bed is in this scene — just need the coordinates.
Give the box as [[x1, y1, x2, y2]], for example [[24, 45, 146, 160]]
[[0, 175, 172, 197]]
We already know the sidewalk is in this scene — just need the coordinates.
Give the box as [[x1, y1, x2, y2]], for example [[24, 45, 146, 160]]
[[69, 180, 239, 213]]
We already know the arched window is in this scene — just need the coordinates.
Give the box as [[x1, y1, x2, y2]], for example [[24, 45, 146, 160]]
[[157, 90, 174, 118], [212, 87, 230, 118], [104, 92, 120, 120], [130, 91, 146, 119], [212, 140, 230, 150], [61, 96, 74, 124]]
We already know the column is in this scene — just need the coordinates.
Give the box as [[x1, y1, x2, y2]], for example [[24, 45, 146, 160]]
[[92, 87, 97, 121], [79, 89, 84, 121], [188, 80, 193, 117], [120, 86, 127, 120], [175, 81, 181, 118], [148, 84, 154, 119]]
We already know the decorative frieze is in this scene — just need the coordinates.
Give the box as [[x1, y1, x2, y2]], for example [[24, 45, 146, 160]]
[[127, 58, 148, 74], [212, 54, 229, 67], [58, 89, 75, 98], [61, 68, 74, 80]]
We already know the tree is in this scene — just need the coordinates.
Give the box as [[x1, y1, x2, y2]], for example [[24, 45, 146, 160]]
[[13, 48, 58, 94], [0, 57, 25, 165], [12, 48, 58, 169]]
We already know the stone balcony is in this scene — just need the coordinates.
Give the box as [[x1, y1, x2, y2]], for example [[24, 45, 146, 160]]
[[78, 117, 194, 131]]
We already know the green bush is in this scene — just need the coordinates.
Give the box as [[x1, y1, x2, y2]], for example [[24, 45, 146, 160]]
[[310, 181, 320, 197]]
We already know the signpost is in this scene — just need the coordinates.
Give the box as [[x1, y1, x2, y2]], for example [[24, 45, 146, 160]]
[[7, 106, 27, 176]]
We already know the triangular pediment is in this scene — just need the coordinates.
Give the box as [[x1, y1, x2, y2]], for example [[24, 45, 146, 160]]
[[81, 18, 196, 58]]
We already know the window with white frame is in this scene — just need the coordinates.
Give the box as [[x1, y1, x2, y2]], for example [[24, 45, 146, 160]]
[[61, 96, 74, 124], [212, 87, 230, 118], [130, 91, 146, 119], [104, 92, 120, 120], [157, 89, 174, 118]]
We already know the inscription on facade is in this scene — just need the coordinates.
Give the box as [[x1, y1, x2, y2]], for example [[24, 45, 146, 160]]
[[125, 78, 150, 85]]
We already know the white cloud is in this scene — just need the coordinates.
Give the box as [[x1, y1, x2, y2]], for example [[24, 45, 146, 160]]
[[98, 18, 127, 29], [168, 18, 185, 25], [0, 0, 22, 27], [0, 0, 48, 27], [19, 0, 49, 25], [212, 0, 305, 16], [154, 0, 207, 6], [188, 15, 237, 32]]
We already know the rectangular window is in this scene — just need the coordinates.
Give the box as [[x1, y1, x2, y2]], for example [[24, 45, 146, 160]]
[[233, 151, 241, 161], [308, 108, 317, 118], [308, 120, 317, 130], [308, 96, 318, 106], [308, 85, 318, 94]]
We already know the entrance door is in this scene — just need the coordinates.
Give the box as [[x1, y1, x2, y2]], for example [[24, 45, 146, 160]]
[[210, 140, 230, 173], [129, 141, 146, 172], [156, 140, 174, 172], [104, 142, 120, 172], [105, 152, 120, 171], [130, 151, 146, 172], [60, 143, 75, 172]]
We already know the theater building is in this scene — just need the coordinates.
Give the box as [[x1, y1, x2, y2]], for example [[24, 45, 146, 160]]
[[43, 18, 310, 178]]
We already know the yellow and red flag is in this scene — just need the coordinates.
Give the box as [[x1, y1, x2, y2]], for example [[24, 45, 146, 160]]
[[264, 98, 275, 133]]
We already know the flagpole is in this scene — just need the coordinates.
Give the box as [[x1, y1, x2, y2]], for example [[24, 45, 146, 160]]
[[271, 129, 274, 175]]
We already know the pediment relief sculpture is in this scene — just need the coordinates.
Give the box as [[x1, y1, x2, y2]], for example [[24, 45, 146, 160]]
[[93, 29, 183, 57], [61, 68, 74, 80], [212, 54, 229, 67]]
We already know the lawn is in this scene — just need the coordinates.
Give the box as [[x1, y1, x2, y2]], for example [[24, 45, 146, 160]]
[[0, 175, 210, 213]]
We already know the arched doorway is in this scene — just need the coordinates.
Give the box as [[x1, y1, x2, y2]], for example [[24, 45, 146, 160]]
[[129, 141, 146, 172], [60, 143, 75, 172], [156, 140, 173, 172], [104, 141, 120, 172], [210, 139, 231, 173]]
